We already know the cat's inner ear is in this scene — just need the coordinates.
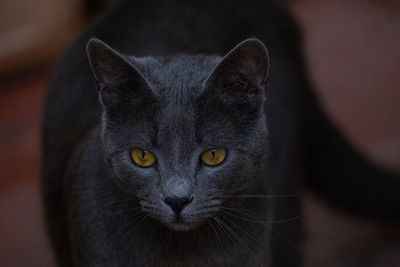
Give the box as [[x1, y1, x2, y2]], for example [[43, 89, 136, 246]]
[[86, 38, 153, 107], [205, 38, 270, 106]]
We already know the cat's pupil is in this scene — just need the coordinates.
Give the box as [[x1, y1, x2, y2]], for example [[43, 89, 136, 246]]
[[211, 149, 216, 158], [141, 150, 146, 158]]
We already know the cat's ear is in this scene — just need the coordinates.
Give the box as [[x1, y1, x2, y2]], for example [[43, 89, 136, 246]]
[[204, 38, 269, 108], [86, 38, 154, 107]]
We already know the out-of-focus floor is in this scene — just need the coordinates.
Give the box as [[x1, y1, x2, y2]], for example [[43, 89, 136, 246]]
[[0, 1, 399, 266]]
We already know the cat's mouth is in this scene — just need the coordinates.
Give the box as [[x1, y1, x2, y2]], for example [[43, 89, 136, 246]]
[[160, 209, 213, 232], [168, 219, 199, 231], [140, 199, 221, 231]]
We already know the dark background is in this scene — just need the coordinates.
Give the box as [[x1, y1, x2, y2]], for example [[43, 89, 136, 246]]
[[0, 0, 399, 266]]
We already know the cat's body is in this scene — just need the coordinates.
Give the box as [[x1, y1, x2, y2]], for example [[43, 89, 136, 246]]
[[42, 0, 400, 267], [43, 1, 305, 266]]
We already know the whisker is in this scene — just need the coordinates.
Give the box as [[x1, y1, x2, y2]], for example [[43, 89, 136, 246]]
[[103, 206, 142, 217], [213, 217, 248, 262], [222, 194, 300, 199], [215, 216, 264, 267], [270, 226, 301, 251], [218, 214, 260, 244], [220, 209, 268, 224], [125, 214, 149, 235], [208, 220, 230, 267], [220, 208, 308, 224], [221, 207, 266, 220], [77, 197, 136, 212]]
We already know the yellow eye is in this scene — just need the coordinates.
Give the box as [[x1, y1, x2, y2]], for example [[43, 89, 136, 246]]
[[201, 148, 227, 166], [131, 149, 157, 167]]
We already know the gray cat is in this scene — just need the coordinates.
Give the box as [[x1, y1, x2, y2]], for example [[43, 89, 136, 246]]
[[42, 1, 306, 266], [71, 38, 279, 267], [42, 0, 400, 266]]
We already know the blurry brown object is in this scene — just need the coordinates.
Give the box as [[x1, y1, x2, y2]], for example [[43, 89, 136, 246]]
[[290, 0, 400, 171], [0, 69, 54, 266], [0, 0, 84, 79]]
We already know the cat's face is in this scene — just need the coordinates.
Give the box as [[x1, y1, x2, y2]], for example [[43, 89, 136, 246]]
[[87, 39, 270, 231]]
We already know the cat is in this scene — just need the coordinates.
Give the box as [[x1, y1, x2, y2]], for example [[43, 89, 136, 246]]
[[65, 37, 282, 267], [42, 1, 306, 266], [42, 0, 400, 266]]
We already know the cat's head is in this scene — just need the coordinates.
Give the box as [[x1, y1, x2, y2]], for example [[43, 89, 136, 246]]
[[87, 38, 270, 231]]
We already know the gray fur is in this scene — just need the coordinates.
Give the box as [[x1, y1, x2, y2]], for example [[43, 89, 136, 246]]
[[63, 39, 274, 267], [42, 1, 306, 266]]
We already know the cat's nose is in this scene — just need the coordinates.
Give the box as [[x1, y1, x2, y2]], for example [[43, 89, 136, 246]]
[[164, 196, 193, 214]]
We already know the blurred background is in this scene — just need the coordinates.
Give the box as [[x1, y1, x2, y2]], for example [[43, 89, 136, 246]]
[[0, 0, 399, 266]]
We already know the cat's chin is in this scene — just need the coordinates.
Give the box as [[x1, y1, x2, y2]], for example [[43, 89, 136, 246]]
[[167, 221, 199, 232], [164, 215, 205, 232]]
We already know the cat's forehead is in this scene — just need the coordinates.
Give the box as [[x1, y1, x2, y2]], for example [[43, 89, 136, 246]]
[[126, 55, 224, 145], [129, 55, 221, 98]]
